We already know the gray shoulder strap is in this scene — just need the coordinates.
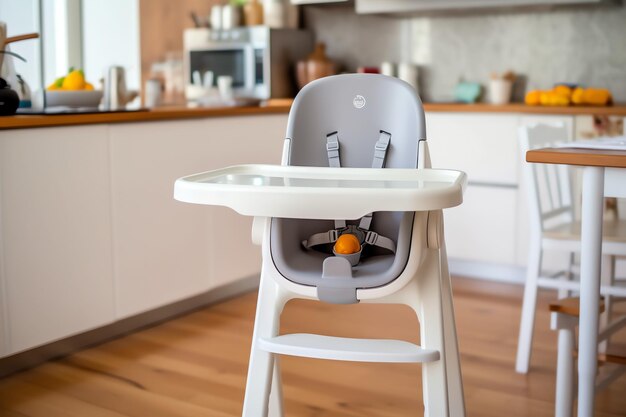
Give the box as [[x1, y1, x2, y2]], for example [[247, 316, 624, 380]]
[[326, 132, 345, 229], [371, 130, 391, 169], [326, 132, 341, 168], [359, 131, 391, 231]]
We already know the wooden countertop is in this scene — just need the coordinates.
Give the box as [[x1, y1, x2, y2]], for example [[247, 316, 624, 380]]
[[1, 101, 625, 131], [527, 147, 626, 168], [424, 103, 626, 115], [0, 102, 293, 130]]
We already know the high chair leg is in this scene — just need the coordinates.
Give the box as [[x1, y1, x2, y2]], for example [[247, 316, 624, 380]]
[[439, 245, 466, 417], [406, 249, 450, 417], [268, 357, 284, 417], [243, 271, 289, 417]]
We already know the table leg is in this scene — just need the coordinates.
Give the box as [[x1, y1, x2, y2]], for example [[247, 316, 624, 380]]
[[577, 166, 605, 417]]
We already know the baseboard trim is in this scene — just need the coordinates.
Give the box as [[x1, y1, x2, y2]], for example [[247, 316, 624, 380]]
[[449, 258, 526, 285], [0, 275, 260, 378]]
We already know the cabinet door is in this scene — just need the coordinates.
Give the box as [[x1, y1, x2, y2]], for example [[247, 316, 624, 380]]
[[444, 185, 519, 265], [109, 115, 286, 319], [425, 113, 520, 185], [0, 126, 115, 355]]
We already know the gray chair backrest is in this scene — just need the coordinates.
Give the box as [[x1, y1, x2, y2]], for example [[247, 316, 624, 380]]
[[285, 73, 426, 169]]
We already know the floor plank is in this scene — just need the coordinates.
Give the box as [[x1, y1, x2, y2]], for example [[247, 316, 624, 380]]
[[1, 276, 625, 416]]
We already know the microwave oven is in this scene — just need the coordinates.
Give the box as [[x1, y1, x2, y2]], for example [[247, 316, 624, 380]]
[[184, 27, 313, 100]]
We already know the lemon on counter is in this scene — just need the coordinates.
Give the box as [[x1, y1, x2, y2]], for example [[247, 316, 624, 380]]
[[62, 69, 86, 90]]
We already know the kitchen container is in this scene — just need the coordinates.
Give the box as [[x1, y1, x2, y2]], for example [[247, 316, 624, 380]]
[[44, 90, 103, 108], [489, 78, 513, 105], [264, 0, 286, 28], [144, 78, 162, 108], [244, 0, 264, 26], [210, 5, 222, 29], [295, 43, 336, 89], [222, 5, 241, 30], [398, 63, 419, 91]]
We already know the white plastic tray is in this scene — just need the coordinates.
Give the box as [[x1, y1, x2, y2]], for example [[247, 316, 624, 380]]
[[174, 164, 467, 220]]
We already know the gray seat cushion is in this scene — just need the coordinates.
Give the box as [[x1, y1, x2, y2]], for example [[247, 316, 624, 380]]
[[269, 74, 426, 291]]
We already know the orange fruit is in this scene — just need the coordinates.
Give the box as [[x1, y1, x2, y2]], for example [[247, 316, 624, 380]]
[[334, 234, 361, 255], [524, 90, 541, 105]]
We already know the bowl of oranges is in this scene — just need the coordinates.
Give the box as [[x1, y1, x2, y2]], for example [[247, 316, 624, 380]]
[[45, 68, 103, 108]]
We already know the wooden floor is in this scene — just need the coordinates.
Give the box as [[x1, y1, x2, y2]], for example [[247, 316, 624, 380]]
[[1, 277, 625, 417]]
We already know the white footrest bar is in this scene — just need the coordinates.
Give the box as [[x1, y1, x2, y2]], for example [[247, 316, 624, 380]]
[[258, 333, 440, 363]]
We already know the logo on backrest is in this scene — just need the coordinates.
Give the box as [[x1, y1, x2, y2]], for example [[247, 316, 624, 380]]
[[353, 95, 366, 109]]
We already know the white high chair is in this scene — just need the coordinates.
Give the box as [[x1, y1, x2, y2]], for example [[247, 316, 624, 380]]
[[175, 74, 467, 416]]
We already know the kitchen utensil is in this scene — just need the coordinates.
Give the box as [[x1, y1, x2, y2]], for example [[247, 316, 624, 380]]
[[217, 75, 233, 99], [4, 33, 39, 45], [190, 12, 204, 28], [295, 43, 336, 89]]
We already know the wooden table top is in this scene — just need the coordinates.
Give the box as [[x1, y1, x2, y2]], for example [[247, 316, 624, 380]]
[[526, 147, 626, 168]]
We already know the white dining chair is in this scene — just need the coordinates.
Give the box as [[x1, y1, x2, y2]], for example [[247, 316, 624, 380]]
[[550, 297, 625, 417], [515, 123, 626, 374]]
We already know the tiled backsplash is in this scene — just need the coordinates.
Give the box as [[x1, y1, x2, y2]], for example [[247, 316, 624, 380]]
[[303, 5, 626, 102]]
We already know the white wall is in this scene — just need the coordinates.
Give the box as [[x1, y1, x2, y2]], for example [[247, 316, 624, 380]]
[[0, 0, 42, 90], [81, 0, 140, 90]]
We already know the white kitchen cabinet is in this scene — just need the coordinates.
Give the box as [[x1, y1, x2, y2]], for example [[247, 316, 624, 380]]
[[426, 112, 579, 280], [109, 115, 286, 319], [0, 126, 115, 355], [426, 113, 520, 185], [426, 112, 521, 277], [444, 185, 519, 265]]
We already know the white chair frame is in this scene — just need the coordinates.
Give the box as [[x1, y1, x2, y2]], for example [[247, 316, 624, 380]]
[[516, 123, 626, 374], [241, 141, 466, 417]]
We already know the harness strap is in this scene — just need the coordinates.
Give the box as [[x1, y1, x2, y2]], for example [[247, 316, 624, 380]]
[[302, 229, 396, 253], [359, 130, 391, 231], [371, 130, 391, 169], [326, 132, 341, 168], [302, 229, 339, 250], [326, 132, 346, 229]]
